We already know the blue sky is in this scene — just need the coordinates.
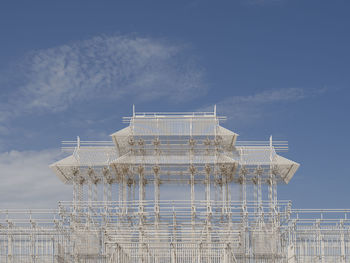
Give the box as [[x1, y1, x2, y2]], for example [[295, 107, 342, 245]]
[[0, 0, 349, 208]]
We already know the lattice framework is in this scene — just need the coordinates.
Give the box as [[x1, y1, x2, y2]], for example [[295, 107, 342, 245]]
[[1, 109, 349, 263]]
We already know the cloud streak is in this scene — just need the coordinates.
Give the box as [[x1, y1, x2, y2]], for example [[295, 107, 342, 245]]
[[0, 35, 206, 121], [201, 88, 306, 125]]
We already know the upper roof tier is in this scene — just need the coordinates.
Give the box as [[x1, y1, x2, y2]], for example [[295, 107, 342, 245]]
[[117, 110, 228, 136], [111, 109, 238, 156]]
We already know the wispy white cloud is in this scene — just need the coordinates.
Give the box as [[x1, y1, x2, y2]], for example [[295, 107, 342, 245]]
[[229, 88, 305, 104], [0, 149, 71, 208], [0, 35, 206, 121], [201, 88, 306, 124]]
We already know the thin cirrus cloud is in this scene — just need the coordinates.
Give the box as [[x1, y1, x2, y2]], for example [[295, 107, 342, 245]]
[[0, 35, 208, 208], [201, 88, 306, 125], [0, 34, 206, 121]]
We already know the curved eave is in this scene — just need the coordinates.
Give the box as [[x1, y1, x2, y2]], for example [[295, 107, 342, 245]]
[[49, 155, 78, 184], [275, 155, 300, 184]]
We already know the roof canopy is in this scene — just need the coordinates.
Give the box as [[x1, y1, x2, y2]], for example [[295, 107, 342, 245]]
[[50, 110, 299, 185]]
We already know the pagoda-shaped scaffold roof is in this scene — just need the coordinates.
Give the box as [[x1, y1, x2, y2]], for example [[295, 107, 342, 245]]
[[50, 107, 299, 185]]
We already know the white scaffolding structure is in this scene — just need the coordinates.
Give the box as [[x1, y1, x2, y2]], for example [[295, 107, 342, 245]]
[[1, 108, 350, 262]]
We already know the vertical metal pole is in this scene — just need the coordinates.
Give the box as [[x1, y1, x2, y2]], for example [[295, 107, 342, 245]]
[[190, 164, 196, 242], [171, 243, 176, 263], [103, 169, 108, 203], [205, 164, 211, 211], [222, 175, 225, 214], [93, 180, 98, 202], [239, 166, 247, 211], [269, 135, 275, 221], [72, 168, 79, 223], [78, 181, 83, 224], [153, 166, 160, 225], [7, 220, 13, 263], [153, 165, 160, 263], [118, 177, 123, 212], [30, 213, 35, 263], [123, 168, 128, 214], [340, 220, 346, 263], [268, 174, 273, 212], [154, 166, 160, 208], [88, 168, 93, 227], [220, 165, 226, 214], [273, 174, 277, 211], [258, 172, 262, 214], [138, 166, 145, 212], [253, 176, 258, 216], [242, 174, 246, 209], [103, 167, 112, 205]]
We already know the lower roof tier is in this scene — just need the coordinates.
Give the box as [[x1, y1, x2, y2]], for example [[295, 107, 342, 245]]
[[50, 145, 299, 185]]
